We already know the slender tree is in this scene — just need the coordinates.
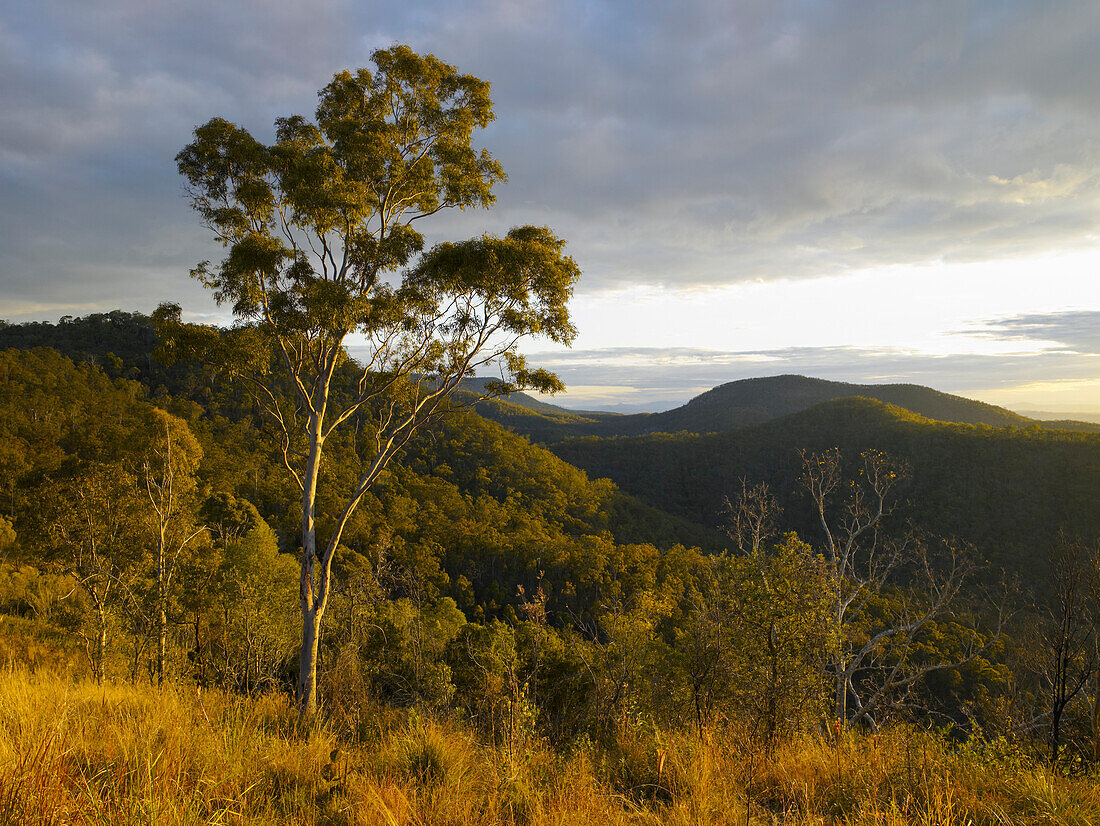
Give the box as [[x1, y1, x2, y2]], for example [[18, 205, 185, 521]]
[[800, 448, 905, 724], [138, 410, 206, 686], [161, 46, 579, 715], [1031, 534, 1098, 768], [47, 464, 141, 683], [800, 448, 995, 729]]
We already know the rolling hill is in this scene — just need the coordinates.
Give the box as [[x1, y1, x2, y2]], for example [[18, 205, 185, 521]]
[[549, 396, 1100, 582], [475, 374, 1100, 440]]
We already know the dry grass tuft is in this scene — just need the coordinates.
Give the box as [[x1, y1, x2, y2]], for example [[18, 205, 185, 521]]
[[0, 672, 1097, 825]]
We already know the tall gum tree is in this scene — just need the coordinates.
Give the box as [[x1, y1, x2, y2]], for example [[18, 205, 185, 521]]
[[158, 46, 580, 715]]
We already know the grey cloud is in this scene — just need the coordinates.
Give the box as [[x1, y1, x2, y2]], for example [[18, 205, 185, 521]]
[[964, 311, 1100, 354], [394, 0, 1100, 288], [2, 0, 1100, 314], [515, 344, 1100, 411]]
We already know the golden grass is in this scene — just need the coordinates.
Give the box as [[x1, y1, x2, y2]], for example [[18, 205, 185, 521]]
[[0, 671, 1096, 825]]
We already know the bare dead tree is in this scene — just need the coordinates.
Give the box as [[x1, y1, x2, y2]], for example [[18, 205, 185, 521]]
[[801, 448, 905, 724], [1028, 533, 1098, 768], [845, 539, 1002, 730], [722, 479, 781, 556], [800, 448, 1000, 729]]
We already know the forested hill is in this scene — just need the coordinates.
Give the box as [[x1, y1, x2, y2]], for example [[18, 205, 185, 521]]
[[635, 374, 1036, 431], [4, 314, 1097, 440], [2, 345, 725, 626], [6, 311, 1100, 758], [5, 311, 1099, 582], [0, 311, 160, 378], [473, 374, 1100, 440], [551, 396, 1100, 578]]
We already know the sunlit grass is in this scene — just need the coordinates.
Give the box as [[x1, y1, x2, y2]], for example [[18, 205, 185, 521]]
[[0, 671, 1096, 825]]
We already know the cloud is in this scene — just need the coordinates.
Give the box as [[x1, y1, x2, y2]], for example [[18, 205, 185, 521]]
[[962, 310, 1100, 353], [2, 0, 1100, 315], [515, 342, 1100, 411]]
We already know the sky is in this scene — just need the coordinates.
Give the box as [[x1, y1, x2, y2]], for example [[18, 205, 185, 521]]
[[3, 1, 1100, 413]]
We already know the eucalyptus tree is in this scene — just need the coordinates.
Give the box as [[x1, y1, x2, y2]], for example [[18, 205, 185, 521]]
[[161, 45, 579, 715]]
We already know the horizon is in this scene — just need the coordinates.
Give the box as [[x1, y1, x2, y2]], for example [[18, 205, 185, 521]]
[[4, 3, 1100, 413], [519, 373, 1100, 418], [9, 306, 1100, 420]]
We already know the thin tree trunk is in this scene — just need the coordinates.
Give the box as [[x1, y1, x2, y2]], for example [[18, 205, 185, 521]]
[[157, 603, 167, 686], [1092, 671, 1100, 762], [157, 531, 167, 686], [836, 665, 847, 723], [299, 606, 323, 716], [1052, 706, 1063, 769], [193, 613, 203, 685], [835, 583, 846, 724], [96, 604, 107, 685], [297, 413, 326, 716]]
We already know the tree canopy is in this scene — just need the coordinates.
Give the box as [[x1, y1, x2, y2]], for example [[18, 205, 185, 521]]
[[162, 45, 580, 715]]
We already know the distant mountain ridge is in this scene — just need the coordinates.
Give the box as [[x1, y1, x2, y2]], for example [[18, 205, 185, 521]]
[[645, 374, 1031, 431], [2, 313, 1096, 438], [476, 374, 1100, 439]]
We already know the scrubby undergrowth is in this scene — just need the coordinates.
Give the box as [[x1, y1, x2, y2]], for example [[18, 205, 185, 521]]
[[0, 672, 1097, 825]]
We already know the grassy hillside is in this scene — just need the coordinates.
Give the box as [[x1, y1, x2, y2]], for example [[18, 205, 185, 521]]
[[2, 670, 1097, 825]]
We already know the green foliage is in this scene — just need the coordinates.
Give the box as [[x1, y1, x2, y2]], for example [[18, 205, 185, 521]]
[[0, 311, 160, 382], [169, 45, 584, 714], [211, 522, 298, 692], [0, 517, 14, 555], [723, 534, 832, 738], [4, 326, 1100, 762], [447, 620, 536, 748], [553, 397, 1100, 588], [0, 563, 79, 625]]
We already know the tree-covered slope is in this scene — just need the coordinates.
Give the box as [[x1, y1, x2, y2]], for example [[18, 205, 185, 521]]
[[640, 374, 1039, 431], [3, 318, 1094, 753], [551, 396, 1100, 577], [0, 344, 718, 628], [4, 311, 1098, 584]]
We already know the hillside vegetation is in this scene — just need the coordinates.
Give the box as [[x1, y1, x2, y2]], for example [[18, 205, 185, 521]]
[[2, 313, 1100, 820], [550, 396, 1100, 578]]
